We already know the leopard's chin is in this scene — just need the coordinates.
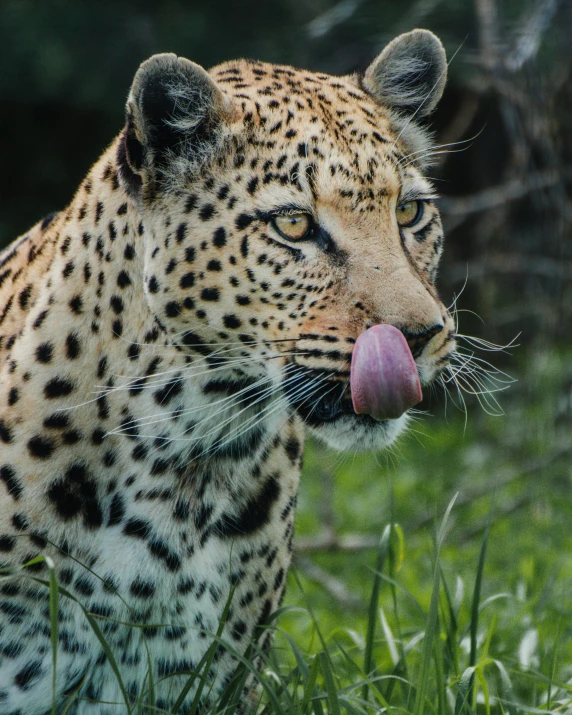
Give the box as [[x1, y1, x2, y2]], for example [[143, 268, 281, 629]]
[[306, 412, 409, 452], [285, 369, 410, 452]]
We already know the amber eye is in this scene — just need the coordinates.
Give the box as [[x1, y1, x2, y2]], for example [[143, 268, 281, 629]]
[[272, 213, 312, 241], [396, 200, 423, 227]]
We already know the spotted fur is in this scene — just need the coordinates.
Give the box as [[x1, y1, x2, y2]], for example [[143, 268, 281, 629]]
[[0, 30, 455, 714]]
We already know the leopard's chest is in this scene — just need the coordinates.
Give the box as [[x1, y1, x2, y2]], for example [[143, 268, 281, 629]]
[[52, 452, 300, 711]]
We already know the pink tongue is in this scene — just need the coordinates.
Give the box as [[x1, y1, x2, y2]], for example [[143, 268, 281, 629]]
[[350, 324, 422, 421]]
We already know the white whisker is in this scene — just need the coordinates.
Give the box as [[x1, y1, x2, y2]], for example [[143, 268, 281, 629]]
[[456, 333, 520, 353], [397, 126, 486, 168], [186, 371, 333, 459]]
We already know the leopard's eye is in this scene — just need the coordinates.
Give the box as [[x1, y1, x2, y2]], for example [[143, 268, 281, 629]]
[[272, 213, 312, 241], [396, 200, 423, 227]]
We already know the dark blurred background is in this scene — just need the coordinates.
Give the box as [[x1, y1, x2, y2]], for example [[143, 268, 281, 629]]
[[1, 0, 571, 352]]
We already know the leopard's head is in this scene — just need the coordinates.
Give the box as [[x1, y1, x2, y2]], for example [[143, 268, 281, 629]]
[[117, 30, 456, 455]]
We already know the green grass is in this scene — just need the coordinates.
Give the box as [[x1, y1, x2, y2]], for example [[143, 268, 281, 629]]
[[2, 345, 571, 713], [280, 345, 572, 713]]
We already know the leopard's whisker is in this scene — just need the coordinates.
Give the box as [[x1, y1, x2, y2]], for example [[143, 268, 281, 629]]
[[169, 324, 306, 347], [447, 271, 469, 312], [302, 382, 340, 422], [154, 367, 318, 457], [448, 368, 470, 429], [398, 146, 473, 170], [190, 366, 312, 446], [446, 359, 507, 394], [396, 129, 484, 167], [201, 372, 332, 457], [454, 372, 504, 416], [99, 354, 273, 395], [112, 326, 304, 366], [456, 333, 520, 353], [97, 350, 311, 396], [451, 351, 515, 383], [106, 371, 281, 436], [196, 367, 323, 447], [122, 364, 307, 441], [440, 335, 514, 419]]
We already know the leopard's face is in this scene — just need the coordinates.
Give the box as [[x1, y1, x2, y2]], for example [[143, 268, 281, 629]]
[[119, 36, 455, 454]]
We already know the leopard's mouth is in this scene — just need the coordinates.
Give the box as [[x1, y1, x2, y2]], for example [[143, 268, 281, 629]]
[[296, 387, 358, 424], [287, 324, 425, 426], [284, 367, 378, 426]]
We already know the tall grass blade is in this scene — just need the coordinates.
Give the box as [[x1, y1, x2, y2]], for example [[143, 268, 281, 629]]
[[292, 569, 333, 669], [277, 628, 311, 679], [29, 574, 132, 713], [412, 571, 440, 715], [83, 611, 132, 713], [454, 666, 476, 715], [140, 639, 156, 713], [300, 654, 321, 714], [412, 494, 458, 715], [387, 520, 409, 700], [362, 524, 391, 703], [172, 586, 236, 714], [46, 557, 59, 715], [434, 614, 446, 715], [439, 565, 460, 678], [546, 616, 562, 711], [475, 668, 491, 714], [216, 632, 292, 715], [60, 675, 88, 714], [379, 606, 399, 666], [437, 493, 459, 547], [470, 515, 491, 666], [493, 660, 519, 714], [468, 501, 493, 710], [215, 643, 253, 714], [319, 651, 341, 715]]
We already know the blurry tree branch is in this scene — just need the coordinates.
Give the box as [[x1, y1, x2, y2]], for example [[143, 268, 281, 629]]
[[306, 0, 368, 39], [293, 555, 362, 609], [475, 0, 501, 70], [294, 445, 571, 554], [307, 0, 446, 42], [295, 532, 378, 553], [450, 255, 572, 283], [393, 0, 446, 32], [505, 0, 560, 73], [409, 445, 572, 533], [439, 167, 572, 218], [475, 0, 560, 74]]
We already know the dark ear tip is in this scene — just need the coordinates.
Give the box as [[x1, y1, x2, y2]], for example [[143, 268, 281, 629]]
[[380, 29, 446, 63], [138, 52, 180, 73], [129, 53, 192, 104], [364, 29, 447, 117], [389, 29, 447, 79], [399, 28, 445, 50], [128, 53, 231, 116]]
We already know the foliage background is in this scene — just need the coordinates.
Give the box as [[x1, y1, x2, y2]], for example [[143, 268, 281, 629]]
[[1, 0, 571, 710]]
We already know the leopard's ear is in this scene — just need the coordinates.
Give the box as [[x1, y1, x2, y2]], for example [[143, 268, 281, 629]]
[[118, 53, 234, 196], [362, 30, 446, 117]]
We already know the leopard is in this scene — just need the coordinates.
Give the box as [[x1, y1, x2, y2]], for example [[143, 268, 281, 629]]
[[0, 29, 456, 714]]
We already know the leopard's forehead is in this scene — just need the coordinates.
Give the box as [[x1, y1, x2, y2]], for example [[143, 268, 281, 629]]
[[211, 59, 397, 149], [205, 60, 427, 208]]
